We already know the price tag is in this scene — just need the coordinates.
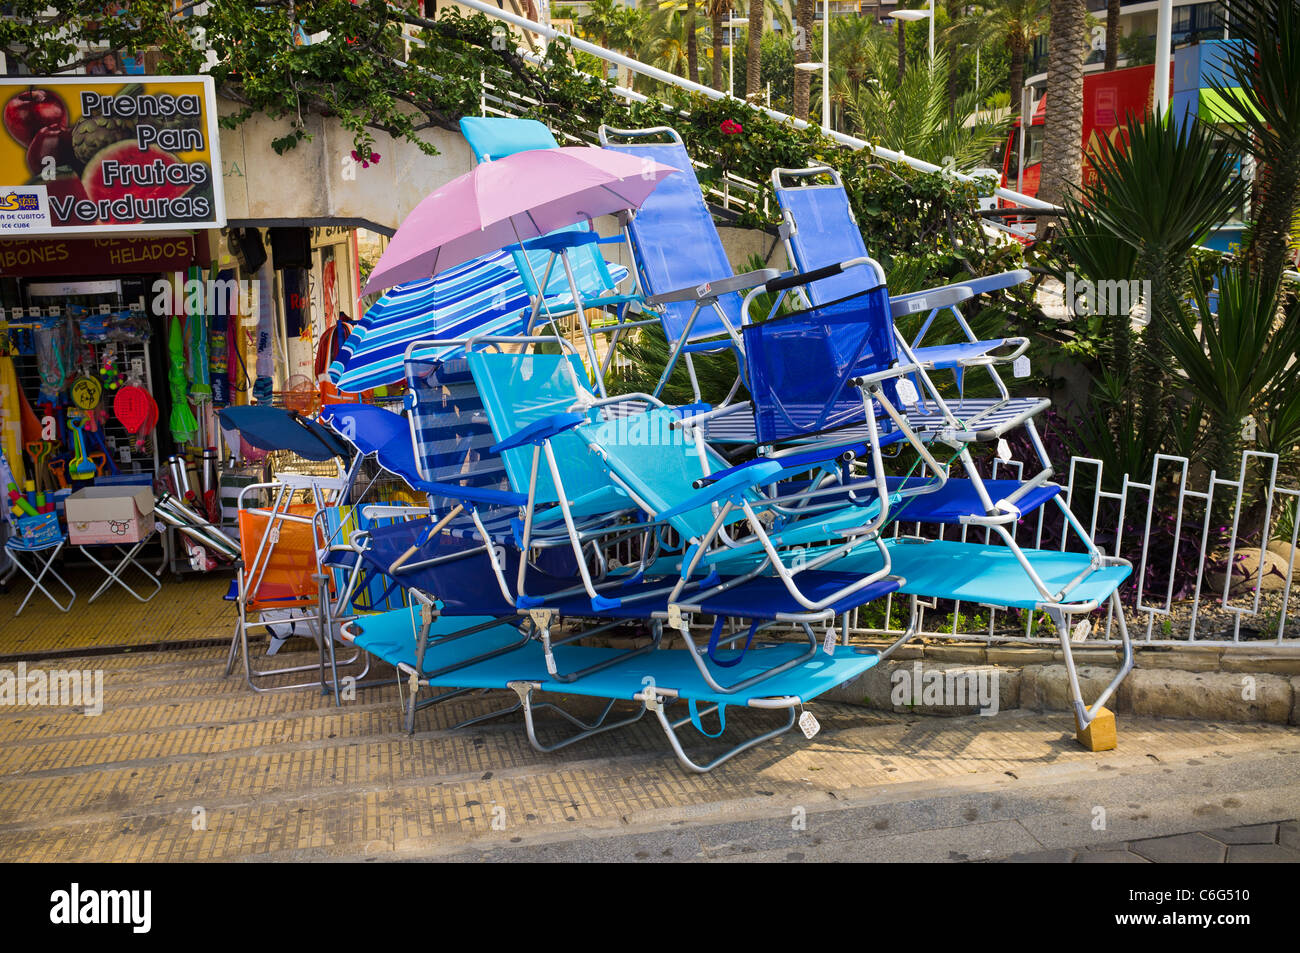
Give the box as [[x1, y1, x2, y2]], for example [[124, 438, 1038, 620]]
[[1013, 355, 1030, 378], [996, 438, 1012, 462], [822, 627, 836, 656], [895, 378, 919, 407], [119, 446, 132, 463], [1072, 619, 1092, 642], [98, 304, 111, 315], [27, 307, 41, 318], [130, 358, 145, 380], [798, 710, 821, 739]]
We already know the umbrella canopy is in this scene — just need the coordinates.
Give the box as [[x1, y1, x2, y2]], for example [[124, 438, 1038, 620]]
[[218, 406, 349, 462], [361, 146, 678, 295], [330, 247, 628, 393]]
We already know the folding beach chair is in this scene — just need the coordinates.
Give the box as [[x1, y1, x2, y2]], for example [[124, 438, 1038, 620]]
[[598, 124, 781, 408], [770, 164, 1050, 445], [458, 116, 654, 392], [4, 523, 75, 616], [224, 474, 359, 698]]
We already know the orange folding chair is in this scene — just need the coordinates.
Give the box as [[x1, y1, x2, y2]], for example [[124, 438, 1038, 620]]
[[224, 474, 358, 699]]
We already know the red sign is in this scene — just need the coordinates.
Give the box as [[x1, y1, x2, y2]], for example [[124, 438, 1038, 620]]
[[0, 233, 204, 276]]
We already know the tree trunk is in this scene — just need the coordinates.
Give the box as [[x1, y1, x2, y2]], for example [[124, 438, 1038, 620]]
[[746, 0, 764, 98], [1008, 35, 1024, 118], [1104, 0, 1120, 70], [794, 0, 812, 119], [946, 0, 961, 114], [686, 0, 699, 84], [1038, 0, 1086, 207], [712, 9, 725, 91], [897, 16, 906, 85]]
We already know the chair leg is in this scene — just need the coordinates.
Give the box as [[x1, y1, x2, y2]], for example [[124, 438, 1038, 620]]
[[8, 543, 75, 616]]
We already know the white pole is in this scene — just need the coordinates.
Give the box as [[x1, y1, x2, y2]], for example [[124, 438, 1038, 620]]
[[928, 0, 934, 65], [1154, 0, 1172, 115], [728, 23, 733, 96], [975, 46, 980, 90], [822, 0, 831, 130]]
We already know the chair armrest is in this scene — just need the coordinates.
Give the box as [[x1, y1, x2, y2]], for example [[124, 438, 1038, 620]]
[[655, 460, 784, 520], [645, 267, 781, 306], [409, 479, 529, 509], [695, 442, 866, 488], [888, 269, 1030, 318], [489, 412, 588, 454]]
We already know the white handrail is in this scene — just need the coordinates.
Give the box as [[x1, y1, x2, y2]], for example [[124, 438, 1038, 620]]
[[452, 0, 1056, 211]]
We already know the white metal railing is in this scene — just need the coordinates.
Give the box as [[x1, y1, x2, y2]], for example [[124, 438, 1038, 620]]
[[453, 0, 1055, 214], [852, 449, 1299, 648]]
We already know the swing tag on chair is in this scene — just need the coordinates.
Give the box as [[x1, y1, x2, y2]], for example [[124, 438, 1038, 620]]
[[1013, 355, 1030, 378], [822, 626, 836, 656], [798, 709, 820, 739], [895, 378, 919, 407]]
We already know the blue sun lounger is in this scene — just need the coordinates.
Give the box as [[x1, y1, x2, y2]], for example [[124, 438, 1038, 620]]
[[343, 602, 885, 772]]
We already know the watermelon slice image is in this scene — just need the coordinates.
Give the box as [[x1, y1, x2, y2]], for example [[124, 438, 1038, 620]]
[[81, 142, 204, 225]]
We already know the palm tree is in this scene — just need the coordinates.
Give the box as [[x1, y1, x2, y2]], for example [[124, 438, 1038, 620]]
[[851, 51, 1010, 167], [641, 2, 708, 78], [746, 0, 765, 97], [1103, 0, 1120, 70], [949, 0, 1048, 118], [578, 0, 623, 47], [1038, 0, 1085, 206], [706, 0, 730, 90], [793, 0, 813, 118]]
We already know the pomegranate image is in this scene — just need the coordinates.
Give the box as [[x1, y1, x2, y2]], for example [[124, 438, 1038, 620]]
[[26, 123, 76, 176], [4, 89, 69, 147]]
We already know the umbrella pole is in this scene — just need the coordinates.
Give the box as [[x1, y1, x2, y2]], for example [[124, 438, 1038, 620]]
[[558, 249, 604, 398], [510, 222, 568, 351]]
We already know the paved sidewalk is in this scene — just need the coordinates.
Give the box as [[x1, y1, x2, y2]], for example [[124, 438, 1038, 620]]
[[1, 643, 1298, 862], [1002, 820, 1300, 863]]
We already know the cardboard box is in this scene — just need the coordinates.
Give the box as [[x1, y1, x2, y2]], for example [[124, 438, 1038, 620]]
[[65, 486, 156, 546]]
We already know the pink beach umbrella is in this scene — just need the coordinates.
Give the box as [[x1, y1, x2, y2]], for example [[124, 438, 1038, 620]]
[[362, 146, 679, 296]]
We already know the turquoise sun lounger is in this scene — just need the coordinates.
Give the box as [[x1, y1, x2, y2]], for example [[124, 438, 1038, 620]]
[[344, 604, 882, 772]]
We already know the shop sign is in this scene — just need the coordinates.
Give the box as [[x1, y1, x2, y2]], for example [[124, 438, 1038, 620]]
[[0, 76, 225, 235], [0, 234, 203, 277]]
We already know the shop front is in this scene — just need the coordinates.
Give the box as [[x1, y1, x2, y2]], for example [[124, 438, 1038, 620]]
[[0, 76, 228, 591]]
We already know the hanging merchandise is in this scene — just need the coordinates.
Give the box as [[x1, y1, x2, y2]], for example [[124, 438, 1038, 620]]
[[282, 267, 309, 338], [34, 320, 67, 405], [187, 265, 212, 404], [253, 261, 275, 405], [69, 371, 103, 414], [168, 312, 199, 445], [98, 343, 126, 391], [66, 410, 97, 482], [0, 353, 27, 486], [209, 266, 234, 407]]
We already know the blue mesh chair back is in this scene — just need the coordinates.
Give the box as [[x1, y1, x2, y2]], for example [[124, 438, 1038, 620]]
[[775, 181, 876, 311], [742, 283, 898, 444], [577, 406, 751, 540], [405, 356, 513, 513], [465, 351, 627, 515], [601, 139, 742, 343]]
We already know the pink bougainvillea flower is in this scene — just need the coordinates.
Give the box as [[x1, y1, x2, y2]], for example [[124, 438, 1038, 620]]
[[351, 149, 381, 169], [719, 119, 743, 135]]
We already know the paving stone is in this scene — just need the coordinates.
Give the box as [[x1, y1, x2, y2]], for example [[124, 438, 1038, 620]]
[[1129, 832, 1227, 863], [1203, 823, 1278, 845], [1225, 844, 1300, 863], [1002, 848, 1077, 863], [1075, 849, 1150, 862], [1280, 821, 1299, 851]]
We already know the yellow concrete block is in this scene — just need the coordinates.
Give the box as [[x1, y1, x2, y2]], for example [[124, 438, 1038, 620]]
[[1075, 706, 1117, 751]]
